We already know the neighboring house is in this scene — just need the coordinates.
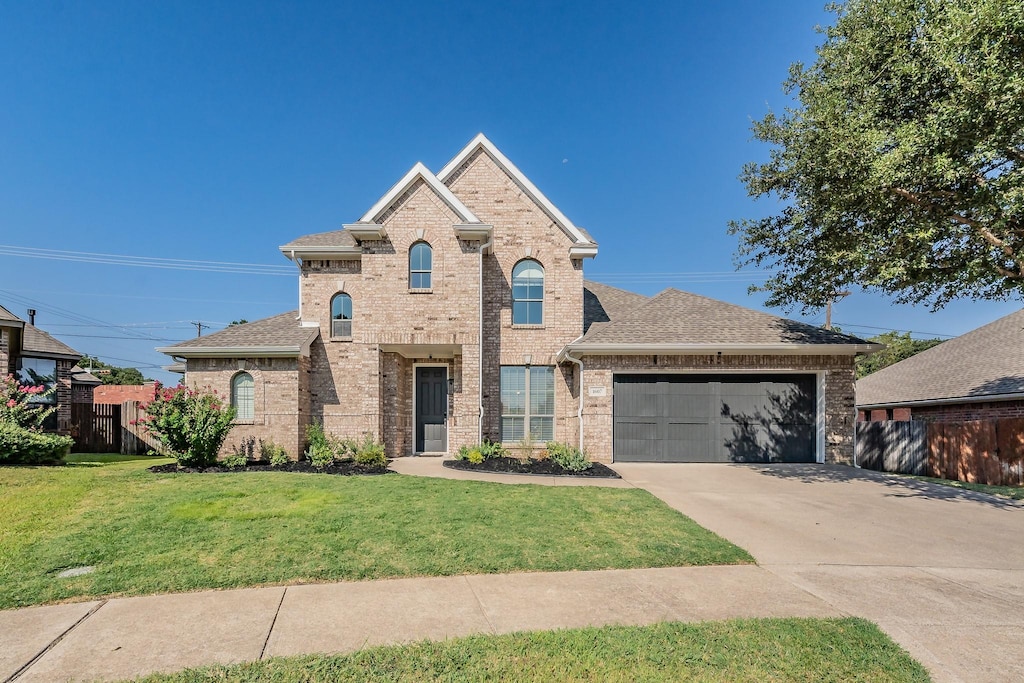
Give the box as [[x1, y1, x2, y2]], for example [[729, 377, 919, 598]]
[[857, 308, 1024, 422], [70, 366, 103, 404], [0, 305, 83, 433], [159, 134, 879, 464]]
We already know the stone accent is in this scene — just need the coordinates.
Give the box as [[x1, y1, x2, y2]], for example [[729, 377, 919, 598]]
[[578, 354, 857, 464]]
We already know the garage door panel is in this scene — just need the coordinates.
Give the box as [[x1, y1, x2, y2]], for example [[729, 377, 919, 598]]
[[613, 374, 817, 463]]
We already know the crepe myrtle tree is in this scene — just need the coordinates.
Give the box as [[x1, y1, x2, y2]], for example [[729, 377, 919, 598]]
[[138, 383, 236, 467], [730, 0, 1024, 312]]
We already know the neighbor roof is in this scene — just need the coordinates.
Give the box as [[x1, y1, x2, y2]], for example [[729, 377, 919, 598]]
[[157, 311, 319, 358], [0, 304, 23, 325], [70, 365, 103, 385], [564, 288, 879, 356], [22, 324, 81, 359], [280, 229, 357, 250], [857, 308, 1024, 408]]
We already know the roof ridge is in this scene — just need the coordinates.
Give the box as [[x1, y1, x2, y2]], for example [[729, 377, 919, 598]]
[[359, 161, 479, 225]]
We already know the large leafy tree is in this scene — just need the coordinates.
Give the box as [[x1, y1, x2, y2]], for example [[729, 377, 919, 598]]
[[855, 331, 944, 377], [731, 0, 1024, 312], [80, 355, 148, 385]]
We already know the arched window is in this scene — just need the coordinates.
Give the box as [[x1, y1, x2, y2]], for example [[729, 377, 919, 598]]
[[409, 242, 432, 289], [231, 372, 254, 420], [512, 259, 544, 325], [331, 293, 352, 338]]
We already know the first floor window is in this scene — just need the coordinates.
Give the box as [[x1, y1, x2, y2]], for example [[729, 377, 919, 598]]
[[500, 366, 554, 442], [16, 357, 57, 404], [232, 372, 254, 420]]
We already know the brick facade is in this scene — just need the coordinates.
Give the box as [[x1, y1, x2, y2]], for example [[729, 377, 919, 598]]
[[174, 139, 862, 465]]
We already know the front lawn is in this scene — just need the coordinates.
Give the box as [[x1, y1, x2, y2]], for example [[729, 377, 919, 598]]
[[910, 474, 1024, 500], [131, 618, 929, 683], [0, 455, 751, 609]]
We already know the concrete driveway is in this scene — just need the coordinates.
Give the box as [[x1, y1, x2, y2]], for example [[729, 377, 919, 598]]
[[613, 463, 1024, 683]]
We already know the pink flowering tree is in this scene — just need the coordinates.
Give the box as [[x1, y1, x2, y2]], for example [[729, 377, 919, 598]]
[[0, 374, 57, 429], [138, 383, 236, 468]]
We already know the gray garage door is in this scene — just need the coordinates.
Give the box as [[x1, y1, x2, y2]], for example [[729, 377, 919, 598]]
[[613, 374, 817, 463]]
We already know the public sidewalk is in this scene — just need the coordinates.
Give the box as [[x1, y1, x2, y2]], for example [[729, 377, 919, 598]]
[[0, 565, 839, 682]]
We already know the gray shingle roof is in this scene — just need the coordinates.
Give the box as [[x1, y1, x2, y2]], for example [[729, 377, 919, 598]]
[[22, 324, 81, 358], [583, 281, 648, 333], [280, 230, 357, 250], [575, 288, 871, 347], [70, 365, 103, 385], [857, 308, 1024, 407], [161, 311, 319, 354]]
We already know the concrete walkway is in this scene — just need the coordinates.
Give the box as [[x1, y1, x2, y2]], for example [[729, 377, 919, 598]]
[[1, 565, 837, 682], [5, 458, 1021, 682]]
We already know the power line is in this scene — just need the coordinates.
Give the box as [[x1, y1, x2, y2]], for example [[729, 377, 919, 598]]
[[0, 245, 294, 276], [832, 321, 956, 338], [0, 289, 168, 342]]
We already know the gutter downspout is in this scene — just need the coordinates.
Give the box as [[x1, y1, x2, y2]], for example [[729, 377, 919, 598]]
[[479, 236, 493, 443], [559, 341, 585, 453], [290, 250, 302, 320]]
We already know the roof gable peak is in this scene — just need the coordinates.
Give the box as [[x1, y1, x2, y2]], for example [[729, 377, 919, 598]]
[[359, 161, 480, 225], [438, 133, 594, 247]]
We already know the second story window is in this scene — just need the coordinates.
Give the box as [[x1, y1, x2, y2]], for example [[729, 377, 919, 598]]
[[331, 292, 352, 338], [512, 259, 544, 325], [409, 242, 432, 289]]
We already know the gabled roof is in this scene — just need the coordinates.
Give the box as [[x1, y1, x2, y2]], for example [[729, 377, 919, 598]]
[[857, 308, 1024, 408], [360, 162, 481, 225], [563, 288, 879, 356], [0, 304, 24, 326], [438, 133, 596, 248], [157, 311, 319, 358], [280, 229, 357, 250], [583, 280, 648, 333], [22, 324, 81, 359]]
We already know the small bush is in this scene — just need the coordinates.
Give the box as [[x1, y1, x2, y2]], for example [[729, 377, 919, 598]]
[[546, 441, 592, 472], [456, 439, 507, 462], [334, 436, 359, 461], [0, 419, 72, 464], [260, 439, 289, 466], [222, 451, 248, 470], [231, 436, 256, 460], [466, 449, 484, 464], [354, 433, 387, 468], [140, 384, 236, 468], [479, 438, 507, 459]]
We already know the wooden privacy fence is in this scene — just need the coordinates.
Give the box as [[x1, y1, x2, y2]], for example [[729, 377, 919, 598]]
[[70, 401, 162, 455], [856, 418, 1024, 486], [855, 421, 928, 475]]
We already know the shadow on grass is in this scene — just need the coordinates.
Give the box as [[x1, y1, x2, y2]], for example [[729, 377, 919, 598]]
[[750, 463, 1024, 510], [65, 453, 167, 467]]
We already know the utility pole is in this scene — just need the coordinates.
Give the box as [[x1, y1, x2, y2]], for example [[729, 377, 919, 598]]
[[190, 321, 206, 337], [824, 291, 851, 331]]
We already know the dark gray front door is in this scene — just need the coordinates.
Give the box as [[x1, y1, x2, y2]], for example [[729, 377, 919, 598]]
[[416, 367, 448, 452], [613, 374, 816, 463]]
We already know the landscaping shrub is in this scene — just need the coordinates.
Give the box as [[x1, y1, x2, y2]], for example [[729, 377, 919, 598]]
[[260, 439, 289, 466], [305, 422, 335, 468], [222, 451, 248, 470], [0, 375, 72, 464], [230, 436, 256, 462], [545, 441, 592, 472], [479, 438, 507, 459], [456, 438, 506, 462], [466, 448, 484, 464], [354, 433, 387, 468], [139, 384, 236, 468]]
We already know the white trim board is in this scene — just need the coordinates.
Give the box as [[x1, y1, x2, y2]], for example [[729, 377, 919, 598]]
[[360, 162, 480, 225]]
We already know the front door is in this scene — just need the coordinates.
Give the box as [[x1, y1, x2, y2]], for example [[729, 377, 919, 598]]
[[415, 366, 448, 452]]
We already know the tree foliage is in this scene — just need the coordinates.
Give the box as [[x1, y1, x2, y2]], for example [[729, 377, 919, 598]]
[[855, 331, 944, 377], [731, 0, 1024, 312], [80, 355, 147, 385]]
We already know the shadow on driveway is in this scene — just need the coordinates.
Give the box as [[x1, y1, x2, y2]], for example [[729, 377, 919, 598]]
[[748, 463, 1024, 510]]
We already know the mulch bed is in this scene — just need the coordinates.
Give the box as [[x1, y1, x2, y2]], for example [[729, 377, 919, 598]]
[[148, 460, 392, 476], [443, 456, 620, 478]]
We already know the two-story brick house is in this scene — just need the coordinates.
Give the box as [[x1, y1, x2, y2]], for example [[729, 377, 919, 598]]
[[160, 134, 879, 464]]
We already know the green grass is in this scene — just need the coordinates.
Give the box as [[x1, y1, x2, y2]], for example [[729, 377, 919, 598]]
[[131, 618, 929, 683], [910, 474, 1024, 500], [0, 455, 751, 609]]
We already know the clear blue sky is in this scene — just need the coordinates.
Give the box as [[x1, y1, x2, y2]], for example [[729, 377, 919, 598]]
[[1, 1, 1019, 384]]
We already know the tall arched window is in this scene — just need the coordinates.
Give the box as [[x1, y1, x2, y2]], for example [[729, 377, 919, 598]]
[[231, 372, 254, 420], [512, 259, 544, 324], [409, 242, 432, 289], [331, 293, 353, 338]]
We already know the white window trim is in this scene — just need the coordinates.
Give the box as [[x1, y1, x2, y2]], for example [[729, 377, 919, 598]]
[[500, 365, 555, 443]]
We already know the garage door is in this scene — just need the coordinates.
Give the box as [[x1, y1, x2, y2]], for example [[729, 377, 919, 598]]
[[613, 374, 817, 463]]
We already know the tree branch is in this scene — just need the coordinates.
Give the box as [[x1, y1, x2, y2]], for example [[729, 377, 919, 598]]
[[890, 187, 1024, 278]]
